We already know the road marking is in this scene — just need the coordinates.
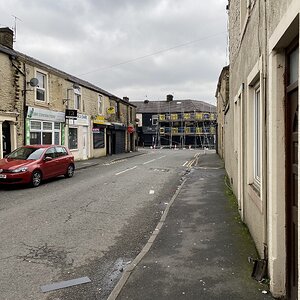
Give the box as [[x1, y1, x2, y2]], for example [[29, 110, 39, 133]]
[[182, 161, 188, 166], [157, 155, 166, 159], [115, 166, 137, 176], [149, 190, 155, 194], [143, 159, 156, 165]]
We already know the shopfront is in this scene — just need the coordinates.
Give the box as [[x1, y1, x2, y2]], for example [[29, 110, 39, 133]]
[[92, 115, 110, 157], [67, 113, 90, 160], [26, 107, 65, 146]]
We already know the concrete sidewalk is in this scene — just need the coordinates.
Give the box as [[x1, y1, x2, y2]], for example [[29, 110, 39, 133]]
[[74, 150, 147, 171], [109, 153, 273, 300]]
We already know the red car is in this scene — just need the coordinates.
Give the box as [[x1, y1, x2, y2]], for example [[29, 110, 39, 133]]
[[0, 145, 75, 187]]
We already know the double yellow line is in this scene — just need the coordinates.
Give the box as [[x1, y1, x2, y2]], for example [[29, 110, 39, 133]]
[[186, 152, 201, 168]]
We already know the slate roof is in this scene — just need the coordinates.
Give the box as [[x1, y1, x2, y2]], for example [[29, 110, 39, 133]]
[[131, 99, 216, 114], [0, 44, 135, 107]]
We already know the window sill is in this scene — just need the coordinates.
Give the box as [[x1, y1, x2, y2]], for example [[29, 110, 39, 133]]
[[34, 100, 49, 107], [70, 149, 79, 152]]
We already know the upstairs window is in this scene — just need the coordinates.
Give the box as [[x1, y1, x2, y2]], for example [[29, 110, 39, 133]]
[[98, 94, 103, 115], [36, 71, 47, 102], [74, 87, 81, 110]]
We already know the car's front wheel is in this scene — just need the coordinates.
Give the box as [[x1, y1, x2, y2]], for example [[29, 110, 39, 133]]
[[31, 170, 42, 187], [65, 164, 74, 178]]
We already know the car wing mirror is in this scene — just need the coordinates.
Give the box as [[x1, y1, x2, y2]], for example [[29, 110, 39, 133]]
[[44, 156, 53, 161]]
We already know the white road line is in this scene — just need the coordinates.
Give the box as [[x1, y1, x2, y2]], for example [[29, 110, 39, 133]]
[[157, 155, 166, 159], [182, 161, 188, 166], [115, 166, 137, 176], [143, 159, 156, 165]]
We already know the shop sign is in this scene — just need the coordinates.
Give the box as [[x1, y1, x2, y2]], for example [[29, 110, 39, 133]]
[[127, 125, 135, 134], [27, 106, 65, 122], [94, 115, 109, 125], [68, 114, 89, 126], [65, 109, 77, 119], [107, 107, 115, 114]]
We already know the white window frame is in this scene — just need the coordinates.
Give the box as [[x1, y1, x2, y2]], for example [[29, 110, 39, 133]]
[[98, 94, 103, 115], [35, 69, 48, 103], [74, 87, 81, 110], [29, 120, 61, 145], [253, 83, 261, 188]]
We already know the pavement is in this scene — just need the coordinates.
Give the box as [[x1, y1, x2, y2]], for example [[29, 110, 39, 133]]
[[106, 152, 274, 300]]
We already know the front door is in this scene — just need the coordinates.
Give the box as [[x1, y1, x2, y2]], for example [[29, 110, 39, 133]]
[[286, 41, 298, 300], [2, 121, 11, 157], [82, 126, 88, 160]]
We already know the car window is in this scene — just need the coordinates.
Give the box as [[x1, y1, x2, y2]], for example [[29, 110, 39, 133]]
[[44, 147, 56, 159], [7, 147, 44, 160], [55, 147, 67, 157]]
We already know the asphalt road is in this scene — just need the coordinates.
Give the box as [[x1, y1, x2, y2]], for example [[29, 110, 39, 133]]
[[0, 149, 201, 300]]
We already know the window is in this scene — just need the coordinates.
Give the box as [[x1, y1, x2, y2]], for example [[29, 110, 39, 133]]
[[93, 127, 105, 149], [45, 147, 56, 159], [68, 128, 78, 149], [152, 115, 158, 125], [98, 95, 103, 114], [36, 71, 47, 102], [30, 120, 61, 145], [55, 146, 67, 157], [253, 84, 261, 187], [74, 87, 81, 110]]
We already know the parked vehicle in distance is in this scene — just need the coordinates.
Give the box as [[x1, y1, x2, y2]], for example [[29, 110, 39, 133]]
[[0, 145, 75, 187]]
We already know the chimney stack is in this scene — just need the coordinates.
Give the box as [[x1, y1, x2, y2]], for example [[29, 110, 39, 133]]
[[166, 94, 173, 102], [0, 27, 14, 49], [123, 96, 129, 102]]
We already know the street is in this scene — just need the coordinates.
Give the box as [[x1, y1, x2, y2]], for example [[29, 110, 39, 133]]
[[0, 149, 200, 300]]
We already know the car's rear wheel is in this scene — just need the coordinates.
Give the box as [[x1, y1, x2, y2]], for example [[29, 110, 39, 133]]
[[31, 170, 42, 187], [65, 164, 74, 178]]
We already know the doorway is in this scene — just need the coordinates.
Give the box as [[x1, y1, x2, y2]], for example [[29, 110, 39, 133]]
[[82, 126, 88, 160], [286, 41, 298, 300], [2, 121, 11, 157]]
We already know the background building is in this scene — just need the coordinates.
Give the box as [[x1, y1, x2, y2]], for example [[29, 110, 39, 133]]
[[131, 95, 216, 149]]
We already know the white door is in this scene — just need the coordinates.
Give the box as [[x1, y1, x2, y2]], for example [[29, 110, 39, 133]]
[[82, 126, 88, 160]]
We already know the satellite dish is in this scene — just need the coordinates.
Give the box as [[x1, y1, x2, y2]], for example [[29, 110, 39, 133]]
[[29, 78, 39, 87]]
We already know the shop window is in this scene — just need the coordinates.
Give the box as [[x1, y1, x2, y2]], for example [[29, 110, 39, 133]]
[[43, 122, 52, 130], [93, 128, 105, 149], [68, 128, 78, 149], [54, 132, 60, 145], [30, 132, 41, 144], [36, 71, 47, 102], [43, 132, 52, 145], [29, 120, 61, 145]]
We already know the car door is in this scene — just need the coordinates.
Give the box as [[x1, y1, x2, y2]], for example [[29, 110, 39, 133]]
[[42, 147, 57, 178], [54, 146, 69, 175]]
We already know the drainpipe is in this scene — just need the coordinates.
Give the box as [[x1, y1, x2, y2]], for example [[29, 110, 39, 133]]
[[23, 62, 27, 146], [262, 0, 268, 261]]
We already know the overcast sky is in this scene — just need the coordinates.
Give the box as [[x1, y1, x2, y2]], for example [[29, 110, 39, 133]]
[[0, 0, 228, 105]]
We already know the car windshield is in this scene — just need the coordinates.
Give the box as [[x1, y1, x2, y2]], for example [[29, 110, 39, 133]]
[[7, 147, 45, 160]]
